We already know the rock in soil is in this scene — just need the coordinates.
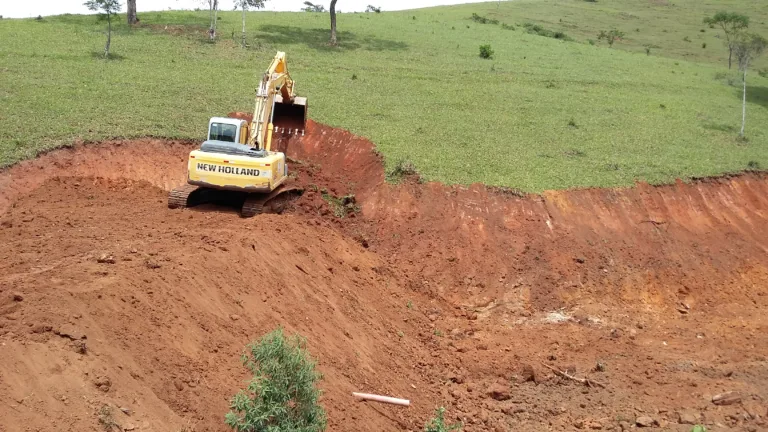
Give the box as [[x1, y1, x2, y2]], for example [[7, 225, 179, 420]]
[[677, 411, 699, 425], [635, 416, 657, 427], [487, 383, 511, 401], [712, 391, 741, 405]]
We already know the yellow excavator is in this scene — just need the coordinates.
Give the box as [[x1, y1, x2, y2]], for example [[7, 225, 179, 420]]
[[168, 51, 307, 217]]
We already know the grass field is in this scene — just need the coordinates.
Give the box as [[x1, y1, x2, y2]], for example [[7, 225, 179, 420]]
[[1, 0, 767, 191]]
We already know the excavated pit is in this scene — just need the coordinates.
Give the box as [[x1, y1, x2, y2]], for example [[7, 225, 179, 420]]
[[1, 120, 768, 432]]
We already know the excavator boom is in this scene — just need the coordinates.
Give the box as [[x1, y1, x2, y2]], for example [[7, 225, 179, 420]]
[[249, 52, 308, 151]]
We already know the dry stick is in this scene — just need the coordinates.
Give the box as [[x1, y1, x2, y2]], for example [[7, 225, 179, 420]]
[[541, 363, 606, 388]]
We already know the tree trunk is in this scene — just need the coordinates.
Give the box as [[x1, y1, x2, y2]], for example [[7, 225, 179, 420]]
[[740, 66, 747, 137], [728, 46, 733, 70], [105, 13, 112, 57], [329, 0, 338, 45], [127, 0, 137, 25], [208, 0, 218, 40], [241, 4, 246, 48]]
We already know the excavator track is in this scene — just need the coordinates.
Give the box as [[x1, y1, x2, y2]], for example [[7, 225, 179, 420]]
[[241, 185, 303, 218], [168, 184, 203, 209]]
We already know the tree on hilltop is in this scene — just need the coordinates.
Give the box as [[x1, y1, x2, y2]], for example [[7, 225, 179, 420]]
[[733, 32, 767, 137], [235, 0, 266, 48], [704, 12, 749, 69], [84, 0, 122, 58]]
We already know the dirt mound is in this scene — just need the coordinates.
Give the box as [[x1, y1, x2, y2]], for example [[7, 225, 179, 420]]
[[2, 122, 768, 431]]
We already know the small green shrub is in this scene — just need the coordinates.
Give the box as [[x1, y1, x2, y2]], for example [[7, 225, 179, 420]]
[[702, 42, 706, 48], [479, 44, 494, 59], [351, 73, 358, 80], [424, 407, 462, 432], [683, 36, 691, 42], [700, 28, 706, 33], [746, 161, 761, 170], [598, 29, 625, 47], [757, 68, 768, 78], [523, 22, 573, 41], [387, 158, 419, 182], [225, 328, 327, 432], [470, 13, 499, 25], [567, 118, 578, 128], [645, 45, 651, 55], [588, 39, 595, 45]]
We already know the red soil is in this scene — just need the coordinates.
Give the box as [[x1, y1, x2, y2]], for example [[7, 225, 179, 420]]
[[1, 120, 767, 432]]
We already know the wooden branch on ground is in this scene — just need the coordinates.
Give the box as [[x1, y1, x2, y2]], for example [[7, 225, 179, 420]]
[[541, 363, 606, 388]]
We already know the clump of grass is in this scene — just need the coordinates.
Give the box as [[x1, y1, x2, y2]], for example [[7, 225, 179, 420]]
[[98, 405, 118, 432], [588, 39, 595, 45], [564, 148, 587, 157], [321, 193, 360, 218], [386, 158, 419, 182], [523, 22, 573, 41], [406, 300, 414, 309], [351, 73, 358, 80], [702, 42, 706, 49], [746, 161, 761, 170], [683, 36, 691, 42], [470, 13, 499, 25], [501, 23, 515, 30], [567, 118, 578, 128], [645, 45, 652, 55], [479, 44, 494, 59]]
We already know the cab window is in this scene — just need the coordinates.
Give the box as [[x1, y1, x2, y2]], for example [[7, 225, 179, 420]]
[[209, 123, 238, 142]]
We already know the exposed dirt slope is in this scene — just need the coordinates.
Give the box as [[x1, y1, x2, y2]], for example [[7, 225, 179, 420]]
[[1, 121, 767, 432]]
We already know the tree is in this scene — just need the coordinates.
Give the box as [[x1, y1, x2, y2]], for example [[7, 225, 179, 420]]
[[302, 1, 325, 12], [225, 328, 327, 432], [704, 12, 749, 69], [235, 0, 266, 48], [597, 29, 624, 48], [126, 0, 137, 24], [329, 0, 338, 45], [84, 0, 122, 58], [365, 5, 381, 13], [732, 33, 767, 137]]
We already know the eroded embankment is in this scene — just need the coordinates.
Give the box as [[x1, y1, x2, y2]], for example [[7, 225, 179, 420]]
[[1, 122, 768, 432]]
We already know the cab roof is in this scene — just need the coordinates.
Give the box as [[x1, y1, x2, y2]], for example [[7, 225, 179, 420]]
[[209, 117, 246, 126]]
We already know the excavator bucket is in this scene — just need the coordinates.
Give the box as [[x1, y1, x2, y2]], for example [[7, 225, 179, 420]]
[[273, 95, 308, 135]]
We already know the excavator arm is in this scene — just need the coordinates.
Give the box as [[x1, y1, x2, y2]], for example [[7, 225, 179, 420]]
[[248, 52, 307, 151]]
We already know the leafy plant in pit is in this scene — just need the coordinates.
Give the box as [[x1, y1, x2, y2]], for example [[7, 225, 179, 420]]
[[83, 0, 122, 58], [598, 29, 625, 47], [424, 407, 462, 432], [691, 426, 707, 432], [479, 44, 494, 59], [704, 11, 749, 69], [225, 328, 327, 432]]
